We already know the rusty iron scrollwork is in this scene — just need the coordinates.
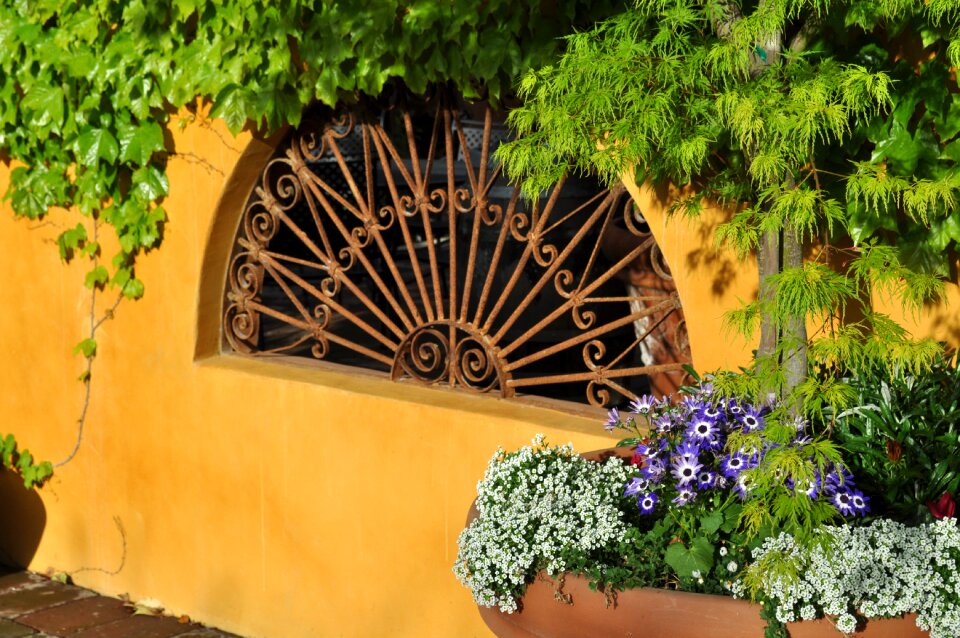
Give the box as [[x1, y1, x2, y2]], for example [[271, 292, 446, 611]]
[[222, 94, 692, 407]]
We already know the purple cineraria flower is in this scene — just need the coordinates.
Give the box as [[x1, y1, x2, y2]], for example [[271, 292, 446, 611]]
[[832, 488, 856, 516], [697, 469, 718, 490], [823, 468, 854, 495], [738, 405, 765, 432], [673, 488, 697, 506], [850, 490, 870, 516], [681, 395, 705, 414], [638, 439, 669, 459], [734, 473, 754, 499], [641, 457, 666, 483], [686, 417, 723, 450], [789, 473, 821, 499], [720, 452, 748, 478], [670, 454, 702, 486], [605, 407, 620, 431], [638, 492, 659, 514], [653, 414, 674, 433], [700, 405, 724, 423], [629, 394, 656, 415], [675, 439, 701, 462], [624, 477, 650, 497], [726, 399, 744, 417]]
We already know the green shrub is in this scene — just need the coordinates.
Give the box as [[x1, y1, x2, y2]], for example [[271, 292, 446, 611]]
[[827, 352, 960, 521]]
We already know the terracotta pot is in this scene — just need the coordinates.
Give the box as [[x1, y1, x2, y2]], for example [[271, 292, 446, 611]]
[[468, 448, 927, 638], [475, 571, 926, 638]]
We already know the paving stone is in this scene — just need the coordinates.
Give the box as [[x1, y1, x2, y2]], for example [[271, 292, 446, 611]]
[[0, 574, 45, 596], [0, 618, 36, 637], [17, 596, 131, 635], [70, 615, 190, 638], [0, 579, 93, 618]]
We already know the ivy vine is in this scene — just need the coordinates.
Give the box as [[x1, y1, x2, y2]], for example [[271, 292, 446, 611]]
[[0, 1, 622, 473]]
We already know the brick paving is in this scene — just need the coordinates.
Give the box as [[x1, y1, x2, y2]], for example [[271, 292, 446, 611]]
[[0, 572, 242, 638]]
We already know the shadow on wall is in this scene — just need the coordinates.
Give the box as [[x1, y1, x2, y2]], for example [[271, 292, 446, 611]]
[[648, 182, 744, 300], [0, 470, 46, 568]]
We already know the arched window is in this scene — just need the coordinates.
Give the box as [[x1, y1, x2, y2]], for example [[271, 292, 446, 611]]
[[222, 91, 689, 408]]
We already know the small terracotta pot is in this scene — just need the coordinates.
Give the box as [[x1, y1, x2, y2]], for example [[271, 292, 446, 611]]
[[468, 448, 927, 638]]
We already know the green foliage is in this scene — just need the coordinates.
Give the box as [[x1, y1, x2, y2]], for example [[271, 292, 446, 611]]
[[0, 0, 619, 343], [499, 0, 960, 395], [825, 352, 960, 521], [0, 434, 52, 489]]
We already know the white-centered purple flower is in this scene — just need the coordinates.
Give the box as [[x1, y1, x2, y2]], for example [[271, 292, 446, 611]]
[[832, 487, 870, 516], [697, 469, 718, 490], [638, 492, 659, 514], [653, 414, 674, 433], [738, 405, 765, 432], [624, 477, 650, 497], [685, 417, 722, 449], [734, 473, 754, 499], [850, 490, 870, 516], [605, 407, 620, 431], [700, 405, 723, 423], [670, 454, 702, 486], [790, 474, 821, 499], [641, 457, 666, 483], [675, 439, 701, 463], [727, 399, 744, 416], [823, 467, 854, 495], [629, 394, 656, 415], [673, 488, 696, 506], [832, 488, 855, 516], [638, 439, 668, 459], [721, 452, 748, 478]]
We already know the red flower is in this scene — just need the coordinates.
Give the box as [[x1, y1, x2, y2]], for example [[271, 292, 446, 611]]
[[928, 492, 956, 519], [630, 438, 649, 467]]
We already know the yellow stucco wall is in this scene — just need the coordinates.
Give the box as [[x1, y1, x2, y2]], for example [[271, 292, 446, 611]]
[[0, 115, 623, 638], [623, 181, 960, 368], [2, 112, 958, 638]]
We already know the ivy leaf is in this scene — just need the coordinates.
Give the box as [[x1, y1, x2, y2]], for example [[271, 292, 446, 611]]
[[123, 277, 145, 299], [73, 338, 97, 358], [130, 165, 169, 202], [210, 83, 253, 133], [76, 126, 120, 165], [20, 83, 64, 135], [57, 223, 88, 261], [84, 265, 109, 289], [118, 120, 164, 166], [664, 537, 714, 578]]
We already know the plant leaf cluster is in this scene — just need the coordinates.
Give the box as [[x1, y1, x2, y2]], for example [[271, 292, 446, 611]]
[[824, 351, 960, 521], [0, 0, 623, 476], [498, 0, 960, 404], [0, 433, 53, 489], [0, 0, 622, 360]]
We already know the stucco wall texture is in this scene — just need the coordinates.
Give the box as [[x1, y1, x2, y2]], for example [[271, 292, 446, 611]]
[[0, 114, 957, 638]]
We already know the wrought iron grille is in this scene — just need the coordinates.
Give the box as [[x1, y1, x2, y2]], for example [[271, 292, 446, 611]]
[[222, 93, 690, 408]]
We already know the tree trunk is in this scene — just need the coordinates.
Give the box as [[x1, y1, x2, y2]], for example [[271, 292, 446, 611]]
[[756, 228, 780, 361], [782, 227, 807, 411]]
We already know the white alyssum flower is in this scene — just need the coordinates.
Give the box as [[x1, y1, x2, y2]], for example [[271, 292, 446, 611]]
[[726, 561, 738, 573], [453, 435, 631, 613], [732, 518, 960, 638]]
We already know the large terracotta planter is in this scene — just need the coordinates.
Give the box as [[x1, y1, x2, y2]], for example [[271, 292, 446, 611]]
[[476, 570, 925, 638], [467, 448, 927, 638]]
